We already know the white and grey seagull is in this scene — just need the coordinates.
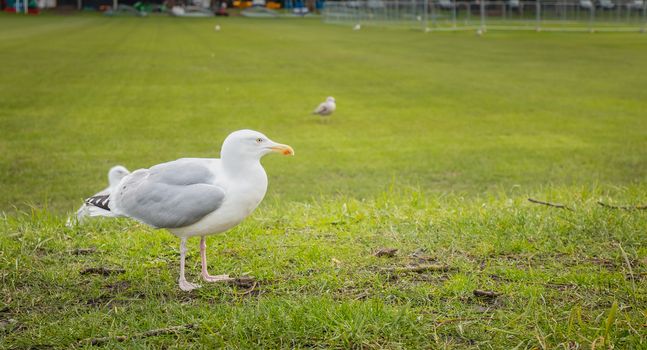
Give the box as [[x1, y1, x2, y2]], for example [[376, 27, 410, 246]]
[[84, 130, 294, 291], [312, 96, 336, 122]]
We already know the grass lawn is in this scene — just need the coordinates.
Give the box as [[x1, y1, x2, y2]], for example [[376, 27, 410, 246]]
[[1, 13, 646, 349]]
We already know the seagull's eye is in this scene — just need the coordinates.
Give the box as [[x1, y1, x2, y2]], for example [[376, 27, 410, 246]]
[[256, 138, 264, 143]]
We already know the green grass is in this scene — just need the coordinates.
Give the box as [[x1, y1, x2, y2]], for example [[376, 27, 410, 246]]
[[2, 189, 646, 348], [1, 14, 646, 211], [1, 14, 646, 349]]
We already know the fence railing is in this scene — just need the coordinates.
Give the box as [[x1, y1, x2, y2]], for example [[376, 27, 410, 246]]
[[322, 0, 647, 32]]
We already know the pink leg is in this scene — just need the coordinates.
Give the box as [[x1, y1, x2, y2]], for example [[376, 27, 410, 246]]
[[178, 237, 200, 291], [200, 236, 232, 283]]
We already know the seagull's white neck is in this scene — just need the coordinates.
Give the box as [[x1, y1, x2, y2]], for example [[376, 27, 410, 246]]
[[220, 155, 269, 210], [222, 156, 255, 171], [221, 155, 266, 182]]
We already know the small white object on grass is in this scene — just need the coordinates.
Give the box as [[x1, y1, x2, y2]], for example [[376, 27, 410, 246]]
[[83, 130, 294, 292], [476, 28, 483, 36], [68, 165, 130, 226], [214, 24, 221, 31], [353, 23, 361, 31], [312, 96, 336, 122]]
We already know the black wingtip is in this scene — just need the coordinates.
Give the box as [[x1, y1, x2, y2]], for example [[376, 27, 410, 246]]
[[85, 195, 111, 211]]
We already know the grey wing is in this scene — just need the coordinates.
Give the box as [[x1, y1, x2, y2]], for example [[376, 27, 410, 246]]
[[148, 158, 216, 185], [112, 159, 225, 229], [313, 103, 324, 114]]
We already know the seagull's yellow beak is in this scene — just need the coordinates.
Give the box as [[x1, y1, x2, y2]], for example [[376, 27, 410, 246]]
[[270, 143, 295, 156]]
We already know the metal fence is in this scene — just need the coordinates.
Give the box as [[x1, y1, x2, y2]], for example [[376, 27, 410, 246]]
[[322, 0, 647, 32]]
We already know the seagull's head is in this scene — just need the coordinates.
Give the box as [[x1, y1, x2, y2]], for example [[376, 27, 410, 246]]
[[221, 129, 294, 162], [326, 96, 335, 103], [108, 165, 130, 186]]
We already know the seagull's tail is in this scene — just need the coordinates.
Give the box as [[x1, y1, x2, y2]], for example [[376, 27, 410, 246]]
[[83, 195, 119, 218], [66, 195, 120, 227]]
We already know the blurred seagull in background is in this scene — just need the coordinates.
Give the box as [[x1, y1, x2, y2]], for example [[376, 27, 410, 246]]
[[353, 23, 361, 30], [67, 165, 130, 226], [83, 130, 294, 291], [312, 96, 336, 122]]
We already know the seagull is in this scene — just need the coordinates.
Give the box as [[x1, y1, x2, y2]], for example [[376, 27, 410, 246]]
[[84, 130, 294, 291], [312, 96, 336, 122], [353, 23, 361, 31], [67, 165, 130, 226]]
